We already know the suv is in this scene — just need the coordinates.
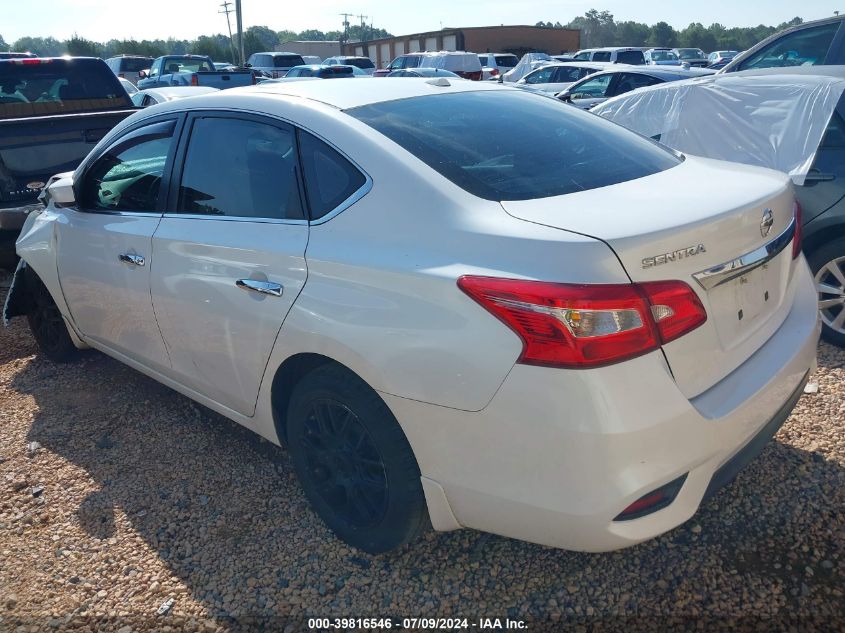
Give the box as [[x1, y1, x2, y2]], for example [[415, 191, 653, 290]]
[[571, 47, 646, 65], [246, 51, 306, 78], [419, 51, 483, 81], [673, 48, 708, 67], [105, 55, 154, 85], [478, 53, 519, 79], [722, 15, 845, 73], [323, 56, 376, 75], [374, 53, 427, 77]]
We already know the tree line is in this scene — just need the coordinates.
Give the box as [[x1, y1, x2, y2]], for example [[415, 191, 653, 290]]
[[1, 9, 811, 62], [539, 9, 805, 51], [0, 24, 392, 64]]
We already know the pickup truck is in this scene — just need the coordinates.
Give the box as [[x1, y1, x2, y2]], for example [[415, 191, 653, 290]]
[[0, 56, 137, 268], [137, 55, 254, 90]]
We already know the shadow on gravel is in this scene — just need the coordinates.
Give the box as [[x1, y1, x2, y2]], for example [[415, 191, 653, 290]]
[[4, 318, 844, 624]]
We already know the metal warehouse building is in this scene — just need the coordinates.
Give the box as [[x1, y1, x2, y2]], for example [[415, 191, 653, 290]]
[[342, 25, 581, 69]]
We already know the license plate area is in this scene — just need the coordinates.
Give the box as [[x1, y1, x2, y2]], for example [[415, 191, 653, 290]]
[[707, 256, 787, 348]]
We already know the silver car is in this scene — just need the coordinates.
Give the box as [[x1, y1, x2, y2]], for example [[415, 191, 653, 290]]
[[246, 52, 306, 79]]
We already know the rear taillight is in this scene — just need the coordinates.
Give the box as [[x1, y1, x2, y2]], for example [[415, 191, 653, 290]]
[[490, 68, 500, 76], [457, 276, 706, 369], [792, 200, 802, 259], [190, 74, 198, 86]]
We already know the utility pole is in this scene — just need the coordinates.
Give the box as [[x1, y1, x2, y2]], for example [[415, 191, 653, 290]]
[[339, 12, 352, 51], [357, 14, 369, 41], [235, 0, 245, 66], [219, 1, 237, 64]]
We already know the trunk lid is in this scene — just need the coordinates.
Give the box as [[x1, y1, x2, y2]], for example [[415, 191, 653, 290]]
[[502, 156, 799, 398]]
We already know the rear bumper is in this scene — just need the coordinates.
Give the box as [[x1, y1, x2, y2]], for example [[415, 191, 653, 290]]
[[384, 258, 820, 551]]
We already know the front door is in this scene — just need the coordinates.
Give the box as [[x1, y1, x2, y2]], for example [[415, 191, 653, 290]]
[[150, 113, 309, 416], [56, 118, 179, 373]]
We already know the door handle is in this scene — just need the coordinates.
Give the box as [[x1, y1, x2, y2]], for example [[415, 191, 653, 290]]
[[804, 170, 835, 183], [118, 253, 145, 266], [236, 279, 283, 297]]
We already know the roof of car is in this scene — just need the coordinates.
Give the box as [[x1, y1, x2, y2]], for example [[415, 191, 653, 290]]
[[141, 86, 220, 100], [732, 65, 845, 81], [183, 76, 510, 110], [577, 67, 713, 81]]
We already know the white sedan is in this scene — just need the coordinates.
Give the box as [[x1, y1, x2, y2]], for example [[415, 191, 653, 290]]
[[4, 78, 819, 554], [516, 61, 623, 94]]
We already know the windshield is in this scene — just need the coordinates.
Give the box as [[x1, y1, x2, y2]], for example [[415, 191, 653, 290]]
[[344, 58, 375, 69], [121, 58, 152, 72], [495, 55, 519, 67], [273, 54, 305, 68], [0, 60, 130, 118], [651, 51, 679, 61], [676, 49, 704, 60], [349, 90, 679, 201]]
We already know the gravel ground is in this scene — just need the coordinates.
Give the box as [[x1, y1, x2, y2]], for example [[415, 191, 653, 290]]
[[0, 269, 843, 632]]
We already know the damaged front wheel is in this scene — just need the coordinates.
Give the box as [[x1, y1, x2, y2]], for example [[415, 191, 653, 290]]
[[25, 271, 78, 363]]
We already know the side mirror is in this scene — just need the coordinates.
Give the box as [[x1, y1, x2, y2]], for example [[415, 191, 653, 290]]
[[244, 63, 252, 68], [138, 70, 147, 79], [558, 92, 572, 102], [40, 174, 76, 208]]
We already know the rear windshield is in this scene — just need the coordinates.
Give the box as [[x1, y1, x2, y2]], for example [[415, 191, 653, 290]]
[[273, 54, 305, 68], [345, 58, 375, 69], [616, 50, 645, 64], [349, 91, 679, 201], [0, 60, 130, 119], [676, 49, 704, 60], [495, 55, 519, 67], [322, 66, 354, 76], [120, 58, 152, 72]]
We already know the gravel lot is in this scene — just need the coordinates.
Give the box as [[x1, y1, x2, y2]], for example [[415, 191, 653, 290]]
[[0, 269, 843, 632]]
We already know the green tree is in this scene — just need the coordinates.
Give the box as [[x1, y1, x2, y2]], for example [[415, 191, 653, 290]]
[[66, 33, 102, 57], [277, 29, 298, 43], [297, 29, 327, 41], [0, 34, 8, 51], [12, 36, 64, 56], [614, 21, 650, 46], [191, 35, 227, 61], [245, 25, 279, 50], [647, 21, 677, 48]]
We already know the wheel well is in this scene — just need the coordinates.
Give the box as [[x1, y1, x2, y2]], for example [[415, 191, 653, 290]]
[[804, 221, 845, 258], [270, 353, 343, 444]]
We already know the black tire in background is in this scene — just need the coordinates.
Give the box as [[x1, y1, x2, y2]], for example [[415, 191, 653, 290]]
[[807, 237, 845, 347], [25, 270, 79, 363], [286, 364, 429, 554]]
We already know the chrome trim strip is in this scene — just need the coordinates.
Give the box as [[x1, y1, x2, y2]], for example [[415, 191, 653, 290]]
[[692, 219, 796, 291], [160, 213, 309, 225]]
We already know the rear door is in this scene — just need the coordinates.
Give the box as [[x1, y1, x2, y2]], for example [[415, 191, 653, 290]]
[[56, 116, 179, 372], [150, 112, 309, 416], [609, 72, 663, 98]]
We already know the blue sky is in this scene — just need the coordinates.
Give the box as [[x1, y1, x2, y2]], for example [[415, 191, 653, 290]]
[[3, 0, 837, 43]]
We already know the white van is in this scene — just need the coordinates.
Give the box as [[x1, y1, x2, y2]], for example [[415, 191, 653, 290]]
[[570, 47, 646, 65], [419, 51, 483, 80]]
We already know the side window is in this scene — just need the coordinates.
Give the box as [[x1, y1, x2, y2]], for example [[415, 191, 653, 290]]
[[177, 117, 304, 220], [571, 74, 613, 98], [79, 120, 175, 213], [554, 66, 582, 82], [593, 51, 612, 62], [298, 131, 366, 220], [613, 73, 662, 96], [525, 67, 555, 84], [573, 52, 591, 61], [820, 109, 845, 148], [616, 50, 645, 65], [738, 22, 839, 70]]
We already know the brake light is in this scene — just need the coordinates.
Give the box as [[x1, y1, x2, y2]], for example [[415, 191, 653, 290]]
[[792, 200, 802, 259], [490, 68, 500, 76], [15, 58, 49, 65], [190, 74, 198, 86], [457, 276, 706, 368]]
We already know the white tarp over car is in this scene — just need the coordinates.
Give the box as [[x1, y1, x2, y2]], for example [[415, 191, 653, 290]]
[[592, 66, 845, 186], [502, 53, 552, 83], [419, 52, 483, 73]]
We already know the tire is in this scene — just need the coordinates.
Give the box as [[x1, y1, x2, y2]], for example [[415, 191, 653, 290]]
[[286, 364, 429, 554], [807, 237, 845, 347], [25, 271, 79, 363], [0, 230, 18, 273]]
